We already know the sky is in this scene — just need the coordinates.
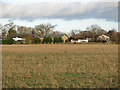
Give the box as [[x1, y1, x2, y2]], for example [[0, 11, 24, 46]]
[[0, 0, 119, 33]]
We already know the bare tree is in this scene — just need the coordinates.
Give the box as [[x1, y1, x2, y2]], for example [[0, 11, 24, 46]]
[[35, 23, 54, 36], [86, 24, 107, 41], [70, 29, 81, 36], [107, 29, 118, 42], [4, 22, 16, 32], [17, 26, 26, 34]]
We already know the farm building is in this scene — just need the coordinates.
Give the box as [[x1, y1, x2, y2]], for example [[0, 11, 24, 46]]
[[40, 34, 68, 43], [71, 39, 88, 43], [70, 34, 91, 43], [97, 34, 110, 42], [13, 37, 25, 44]]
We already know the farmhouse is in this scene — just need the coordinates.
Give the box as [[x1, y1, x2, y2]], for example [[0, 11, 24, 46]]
[[97, 34, 110, 42], [40, 34, 68, 43]]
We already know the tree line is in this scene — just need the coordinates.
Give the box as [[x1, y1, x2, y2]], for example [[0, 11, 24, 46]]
[[0, 22, 119, 44], [0, 22, 64, 44], [70, 25, 119, 43]]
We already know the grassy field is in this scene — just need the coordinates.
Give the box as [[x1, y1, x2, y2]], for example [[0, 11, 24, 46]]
[[2, 44, 118, 88]]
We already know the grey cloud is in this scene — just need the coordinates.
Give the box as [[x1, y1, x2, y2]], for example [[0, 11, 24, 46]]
[[118, 1, 120, 22], [0, 2, 118, 21], [0, 1, 3, 18]]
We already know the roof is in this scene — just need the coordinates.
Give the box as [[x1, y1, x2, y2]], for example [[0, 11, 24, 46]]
[[98, 34, 110, 38], [13, 37, 24, 41], [40, 34, 67, 38], [70, 34, 90, 40]]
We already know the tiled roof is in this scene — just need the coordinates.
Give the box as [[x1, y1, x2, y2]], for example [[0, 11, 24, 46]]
[[70, 34, 92, 40], [40, 34, 66, 38]]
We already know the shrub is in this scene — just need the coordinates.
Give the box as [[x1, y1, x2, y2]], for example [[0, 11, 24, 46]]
[[43, 36, 52, 44], [43, 36, 47, 43], [53, 36, 58, 43], [58, 37, 63, 43], [33, 38, 41, 44], [0, 40, 2, 44], [54, 36, 63, 43], [2, 38, 15, 44], [47, 36, 52, 43], [65, 39, 70, 43]]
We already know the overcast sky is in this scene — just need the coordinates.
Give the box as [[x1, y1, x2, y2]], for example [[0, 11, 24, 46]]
[[0, 0, 119, 33]]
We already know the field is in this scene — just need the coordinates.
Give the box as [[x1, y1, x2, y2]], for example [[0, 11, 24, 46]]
[[2, 44, 118, 88]]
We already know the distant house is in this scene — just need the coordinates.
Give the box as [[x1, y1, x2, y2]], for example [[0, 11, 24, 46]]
[[97, 34, 110, 42], [40, 34, 68, 43], [0, 37, 2, 40], [13, 37, 25, 44], [70, 34, 90, 43], [71, 39, 88, 43]]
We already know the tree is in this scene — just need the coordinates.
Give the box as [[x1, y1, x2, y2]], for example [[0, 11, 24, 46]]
[[7, 27, 17, 38], [79, 31, 93, 38], [51, 31, 63, 35], [17, 25, 33, 37], [1, 22, 16, 38], [118, 32, 120, 44], [17, 26, 26, 34], [0, 24, 6, 38], [35, 23, 54, 36], [3, 22, 17, 38], [86, 24, 107, 41], [70, 29, 81, 36], [24, 33, 33, 44], [32, 29, 35, 38], [2, 29, 7, 38], [4, 22, 16, 32], [107, 29, 118, 43]]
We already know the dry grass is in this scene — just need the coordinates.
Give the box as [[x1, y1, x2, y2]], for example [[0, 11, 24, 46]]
[[2, 44, 118, 88]]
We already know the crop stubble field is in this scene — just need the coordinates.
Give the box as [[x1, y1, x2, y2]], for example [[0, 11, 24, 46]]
[[2, 44, 118, 88]]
